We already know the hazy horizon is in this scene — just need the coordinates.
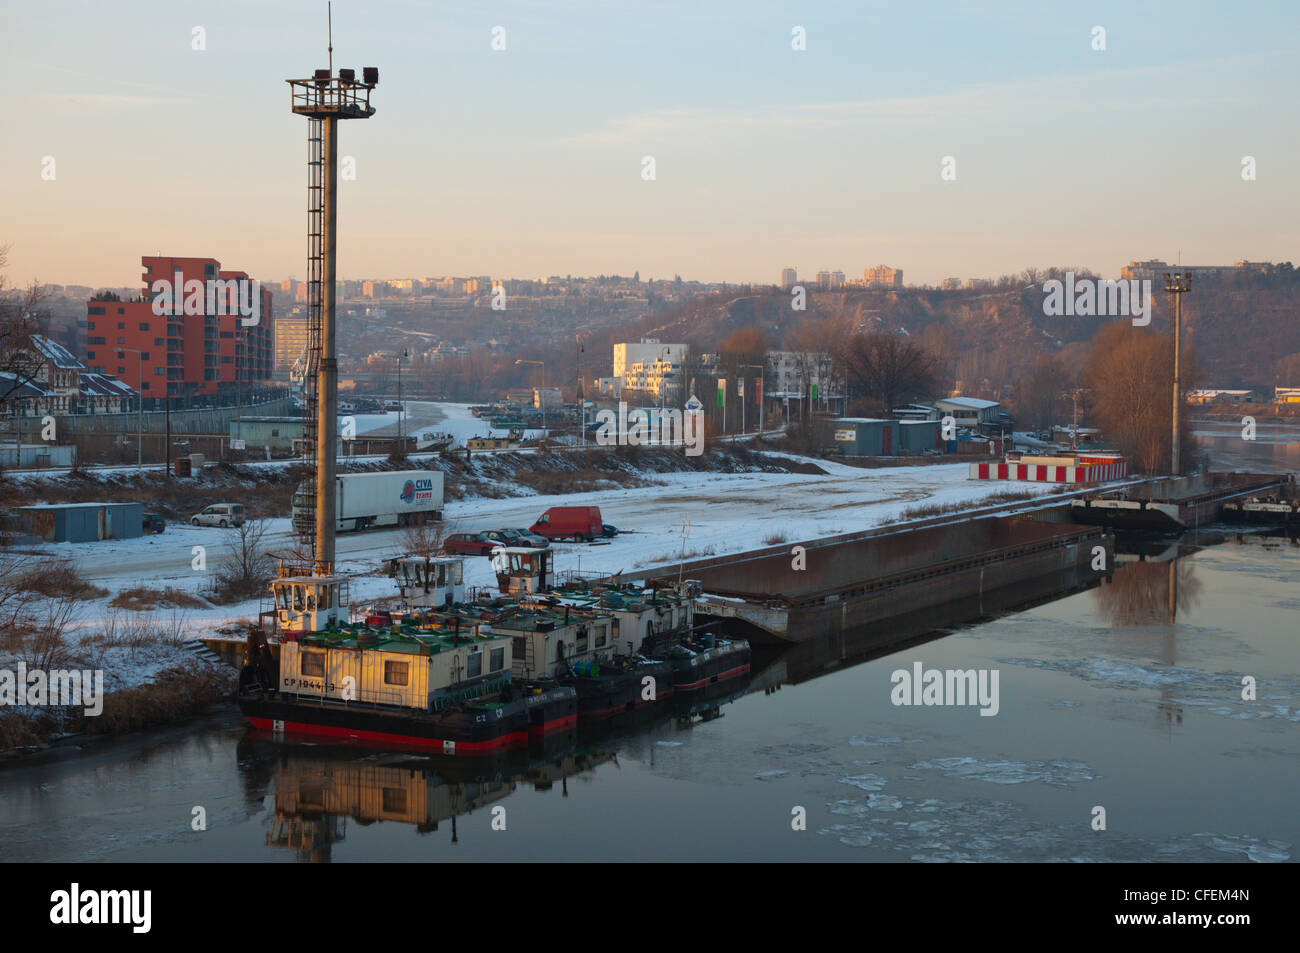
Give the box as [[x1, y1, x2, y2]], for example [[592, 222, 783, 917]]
[[3, 0, 1297, 289]]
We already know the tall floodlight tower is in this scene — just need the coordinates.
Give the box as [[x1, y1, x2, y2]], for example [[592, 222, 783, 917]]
[[287, 61, 377, 574], [1163, 271, 1191, 476]]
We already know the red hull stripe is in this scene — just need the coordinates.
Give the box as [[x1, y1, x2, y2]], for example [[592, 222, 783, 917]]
[[673, 663, 751, 691], [247, 715, 573, 753]]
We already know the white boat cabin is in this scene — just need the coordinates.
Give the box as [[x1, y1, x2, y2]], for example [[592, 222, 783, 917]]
[[493, 547, 554, 594], [279, 628, 513, 711], [272, 575, 350, 635], [390, 555, 466, 607], [495, 608, 615, 680]]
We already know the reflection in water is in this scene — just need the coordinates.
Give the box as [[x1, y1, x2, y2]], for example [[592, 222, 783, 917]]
[[240, 732, 614, 862], [1093, 551, 1202, 628]]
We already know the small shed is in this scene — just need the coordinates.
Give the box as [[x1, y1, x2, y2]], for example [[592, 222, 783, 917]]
[[818, 417, 897, 455], [897, 419, 943, 453], [16, 502, 143, 543]]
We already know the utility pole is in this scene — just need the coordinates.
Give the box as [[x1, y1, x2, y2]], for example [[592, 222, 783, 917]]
[[1164, 271, 1192, 476]]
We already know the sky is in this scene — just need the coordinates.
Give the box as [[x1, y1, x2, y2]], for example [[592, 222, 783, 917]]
[[1, 0, 1297, 289]]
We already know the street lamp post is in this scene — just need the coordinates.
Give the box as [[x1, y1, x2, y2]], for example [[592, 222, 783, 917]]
[[1164, 272, 1192, 475], [115, 347, 145, 466], [740, 363, 764, 435], [515, 359, 546, 438], [397, 346, 408, 447], [658, 346, 674, 444]]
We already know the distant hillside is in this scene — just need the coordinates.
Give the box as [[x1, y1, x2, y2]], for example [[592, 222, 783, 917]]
[[584, 269, 1300, 394]]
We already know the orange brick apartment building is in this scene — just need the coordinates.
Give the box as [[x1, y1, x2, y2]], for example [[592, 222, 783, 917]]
[[85, 256, 275, 406]]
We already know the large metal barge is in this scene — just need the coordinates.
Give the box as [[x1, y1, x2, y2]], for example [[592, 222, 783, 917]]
[[643, 516, 1112, 644], [1069, 472, 1290, 531]]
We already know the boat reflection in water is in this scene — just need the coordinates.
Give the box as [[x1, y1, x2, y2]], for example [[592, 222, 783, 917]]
[[238, 729, 612, 861], [237, 668, 754, 861]]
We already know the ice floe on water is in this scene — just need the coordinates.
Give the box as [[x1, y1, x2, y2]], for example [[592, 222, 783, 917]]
[[849, 735, 921, 747], [753, 769, 788, 780], [1000, 656, 1300, 723], [839, 773, 888, 792], [1186, 833, 1291, 863], [820, 776, 1289, 861], [907, 757, 1095, 786]]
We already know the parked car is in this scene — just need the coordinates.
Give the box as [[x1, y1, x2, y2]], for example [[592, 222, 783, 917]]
[[190, 503, 245, 528], [143, 513, 166, 534], [529, 506, 605, 542], [442, 532, 501, 557], [483, 528, 549, 549]]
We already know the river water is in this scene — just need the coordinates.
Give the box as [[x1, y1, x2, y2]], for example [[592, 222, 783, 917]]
[[2, 428, 1297, 862]]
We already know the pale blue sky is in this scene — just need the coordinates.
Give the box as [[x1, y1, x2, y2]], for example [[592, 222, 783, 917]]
[[2, 0, 1296, 287]]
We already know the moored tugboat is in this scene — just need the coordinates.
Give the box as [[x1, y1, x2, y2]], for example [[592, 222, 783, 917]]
[[237, 568, 577, 754]]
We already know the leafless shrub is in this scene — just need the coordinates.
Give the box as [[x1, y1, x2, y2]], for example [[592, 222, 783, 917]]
[[208, 519, 274, 604], [12, 557, 107, 601], [109, 586, 208, 611], [399, 518, 453, 558]]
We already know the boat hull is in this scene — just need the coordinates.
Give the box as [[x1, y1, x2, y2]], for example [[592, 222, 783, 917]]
[[238, 687, 577, 756]]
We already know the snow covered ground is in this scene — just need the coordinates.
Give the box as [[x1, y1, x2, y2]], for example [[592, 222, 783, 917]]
[[14, 454, 1064, 648]]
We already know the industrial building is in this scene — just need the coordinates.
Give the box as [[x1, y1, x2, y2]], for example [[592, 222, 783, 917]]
[[818, 417, 897, 455], [230, 416, 304, 453], [15, 501, 143, 543], [897, 419, 943, 453]]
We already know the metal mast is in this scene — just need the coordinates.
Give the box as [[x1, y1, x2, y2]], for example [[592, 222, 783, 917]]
[[287, 55, 378, 574], [1164, 271, 1191, 476]]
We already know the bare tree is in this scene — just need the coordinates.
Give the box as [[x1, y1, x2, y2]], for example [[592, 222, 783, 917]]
[[835, 331, 939, 413], [398, 518, 453, 558], [0, 244, 51, 405], [210, 519, 275, 603]]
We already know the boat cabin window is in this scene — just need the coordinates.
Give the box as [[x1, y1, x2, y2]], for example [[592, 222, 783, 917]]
[[490, 648, 505, 672], [384, 661, 409, 686], [301, 652, 325, 677], [467, 652, 482, 678]]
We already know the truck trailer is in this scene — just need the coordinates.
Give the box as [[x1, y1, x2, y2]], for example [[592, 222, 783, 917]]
[[292, 471, 443, 533]]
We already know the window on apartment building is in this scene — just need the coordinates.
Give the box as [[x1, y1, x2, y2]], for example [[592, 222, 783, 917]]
[[117, 367, 125, 375], [88, 336, 105, 345], [88, 307, 104, 316], [155, 338, 164, 346], [138, 322, 149, 331], [155, 367, 164, 375], [117, 322, 125, 329], [117, 337, 124, 345], [117, 307, 124, 314], [87, 352, 96, 360]]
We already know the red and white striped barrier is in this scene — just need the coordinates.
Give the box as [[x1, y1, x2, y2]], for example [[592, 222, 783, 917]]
[[969, 461, 1128, 483]]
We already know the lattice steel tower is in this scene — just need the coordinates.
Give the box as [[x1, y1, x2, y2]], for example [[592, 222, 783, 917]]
[[287, 61, 377, 574]]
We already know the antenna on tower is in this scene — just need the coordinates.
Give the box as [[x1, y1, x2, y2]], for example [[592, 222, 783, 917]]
[[327, 1, 333, 74]]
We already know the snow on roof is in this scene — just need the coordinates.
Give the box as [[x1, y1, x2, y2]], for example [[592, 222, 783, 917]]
[[937, 396, 1000, 409], [834, 417, 892, 424], [0, 372, 53, 398], [31, 334, 82, 369], [80, 372, 137, 398]]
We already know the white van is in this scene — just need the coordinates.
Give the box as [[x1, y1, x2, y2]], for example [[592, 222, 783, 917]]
[[191, 503, 246, 528]]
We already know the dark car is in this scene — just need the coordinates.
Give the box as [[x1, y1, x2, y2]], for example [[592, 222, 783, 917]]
[[442, 532, 500, 556], [483, 528, 549, 549], [143, 513, 166, 534]]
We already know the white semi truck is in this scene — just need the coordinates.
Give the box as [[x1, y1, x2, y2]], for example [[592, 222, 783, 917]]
[[292, 470, 443, 533]]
